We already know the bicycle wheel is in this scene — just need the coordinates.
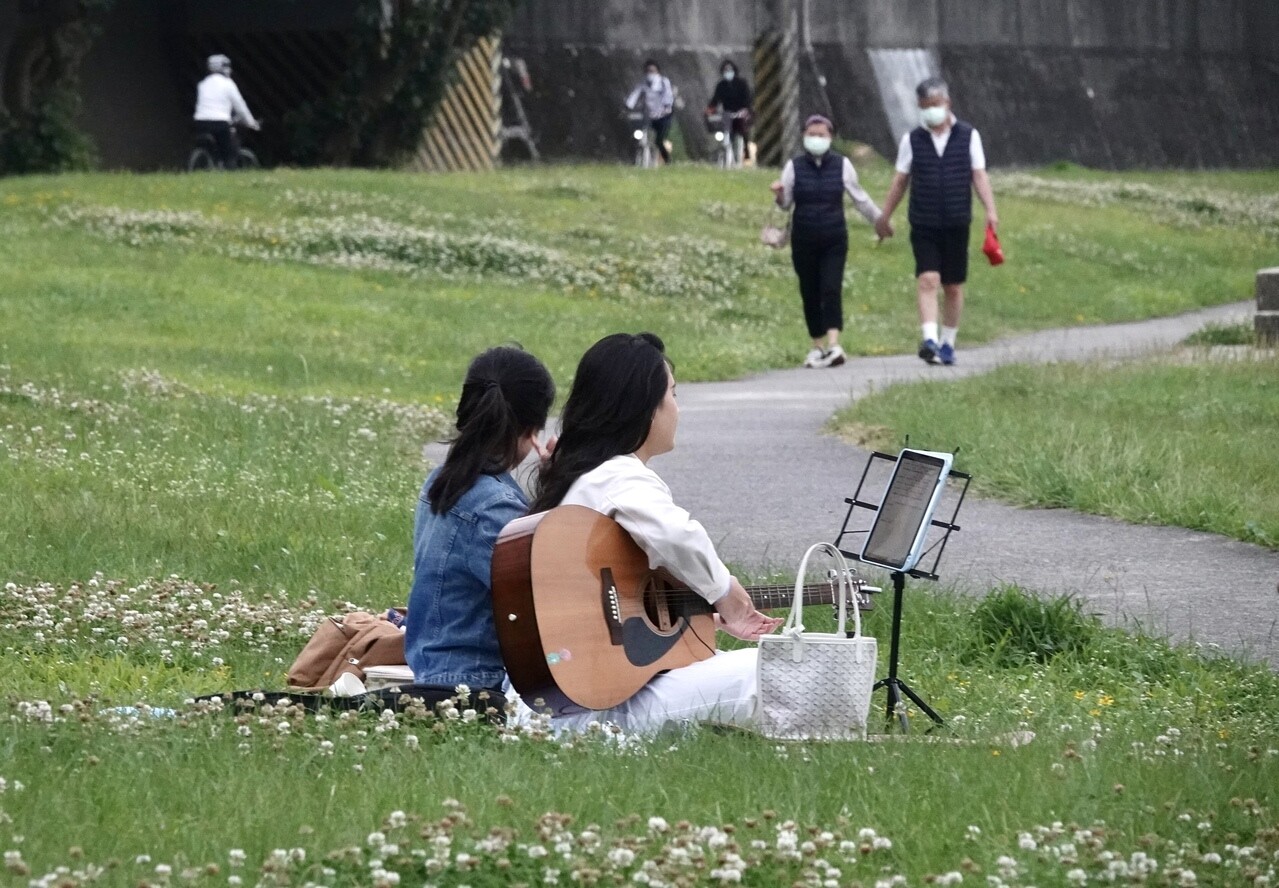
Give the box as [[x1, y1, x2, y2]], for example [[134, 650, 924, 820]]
[[237, 148, 260, 170], [187, 148, 216, 172]]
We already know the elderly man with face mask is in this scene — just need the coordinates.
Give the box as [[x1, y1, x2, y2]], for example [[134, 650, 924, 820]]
[[875, 77, 999, 366]]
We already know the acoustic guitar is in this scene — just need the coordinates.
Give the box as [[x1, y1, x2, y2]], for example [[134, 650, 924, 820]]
[[490, 505, 875, 715]]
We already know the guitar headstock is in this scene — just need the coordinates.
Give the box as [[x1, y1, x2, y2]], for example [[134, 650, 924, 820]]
[[826, 568, 880, 613]]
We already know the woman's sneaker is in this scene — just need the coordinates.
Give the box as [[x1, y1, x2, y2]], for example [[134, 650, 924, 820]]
[[938, 342, 956, 365], [822, 344, 847, 367], [803, 347, 826, 368]]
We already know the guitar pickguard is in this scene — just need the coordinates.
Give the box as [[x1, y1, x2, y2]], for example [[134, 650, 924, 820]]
[[602, 571, 696, 667], [620, 617, 686, 666]]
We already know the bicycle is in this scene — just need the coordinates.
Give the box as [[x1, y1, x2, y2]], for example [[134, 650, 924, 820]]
[[705, 109, 749, 169], [625, 109, 655, 168], [188, 124, 260, 172]]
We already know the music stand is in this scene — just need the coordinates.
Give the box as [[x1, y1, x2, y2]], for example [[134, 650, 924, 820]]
[[834, 449, 971, 732]]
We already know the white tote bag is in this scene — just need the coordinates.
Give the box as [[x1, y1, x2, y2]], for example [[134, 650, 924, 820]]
[[756, 543, 878, 740]]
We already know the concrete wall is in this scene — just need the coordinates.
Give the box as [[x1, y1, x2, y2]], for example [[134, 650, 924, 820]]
[[77, 0, 190, 171], [3, 0, 1275, 170], [505, 0, 1279, 168]]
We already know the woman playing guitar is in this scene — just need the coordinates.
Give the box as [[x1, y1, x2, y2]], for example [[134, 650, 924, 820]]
[[522, 332, 782, 732]]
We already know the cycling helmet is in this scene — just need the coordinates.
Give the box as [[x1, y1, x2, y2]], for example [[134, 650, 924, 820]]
[[207, 54, 232, 76]]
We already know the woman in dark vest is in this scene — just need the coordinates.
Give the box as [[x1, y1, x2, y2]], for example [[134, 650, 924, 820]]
[[770, 115, 884, 368]]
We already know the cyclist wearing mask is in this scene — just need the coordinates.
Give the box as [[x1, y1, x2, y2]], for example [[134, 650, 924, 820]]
[[193, 54, 260, 170], [625, 60, 676, 164], [705, 59, 753, 160]]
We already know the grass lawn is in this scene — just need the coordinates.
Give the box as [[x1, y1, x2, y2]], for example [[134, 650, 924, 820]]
[[1, 161, 1274, 396], [2, 163, 1278, 886], [835, 347, 1279, 549]]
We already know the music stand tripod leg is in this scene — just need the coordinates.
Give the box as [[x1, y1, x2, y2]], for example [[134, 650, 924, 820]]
[[873, 571, 944, 733]]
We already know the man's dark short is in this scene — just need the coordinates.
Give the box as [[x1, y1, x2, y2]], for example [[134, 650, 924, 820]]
[[910, 224, 970, 285]]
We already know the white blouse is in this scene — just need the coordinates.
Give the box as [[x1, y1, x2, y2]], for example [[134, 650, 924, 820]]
[[560, 454, 731, 604]]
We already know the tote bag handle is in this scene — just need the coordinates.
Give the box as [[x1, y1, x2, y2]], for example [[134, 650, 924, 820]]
[[783, 542, 862, 641]]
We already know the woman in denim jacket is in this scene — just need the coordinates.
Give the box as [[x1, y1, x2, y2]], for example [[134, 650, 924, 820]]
[[404, 347, 555, 695]]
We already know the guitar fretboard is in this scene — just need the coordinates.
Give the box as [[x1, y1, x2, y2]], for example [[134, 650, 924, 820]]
[[746, 583, 861, 610]]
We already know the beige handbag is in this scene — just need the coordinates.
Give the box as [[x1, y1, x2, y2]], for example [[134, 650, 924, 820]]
[[760, 209, 791, 249], [756, 543, 877, 740]]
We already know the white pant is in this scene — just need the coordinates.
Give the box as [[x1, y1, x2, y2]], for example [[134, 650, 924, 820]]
[[510, 648, 758, 735]]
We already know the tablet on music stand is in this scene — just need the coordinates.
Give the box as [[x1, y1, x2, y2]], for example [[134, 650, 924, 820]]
[[859, 449, 953, 574]]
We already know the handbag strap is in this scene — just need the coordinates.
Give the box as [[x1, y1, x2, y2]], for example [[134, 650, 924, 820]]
[[786, 543, 862, 639]]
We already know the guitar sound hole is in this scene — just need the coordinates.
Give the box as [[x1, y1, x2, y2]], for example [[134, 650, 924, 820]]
[[642, 580, 675, 632]]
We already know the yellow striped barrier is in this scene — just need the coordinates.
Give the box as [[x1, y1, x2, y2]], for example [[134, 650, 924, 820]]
[[412, 35, 501, 172], [753, 27, 800, 167]]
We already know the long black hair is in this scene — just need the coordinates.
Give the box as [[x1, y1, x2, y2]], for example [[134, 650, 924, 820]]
[[429, 346, 555, 515], [530, 332, 669, 513]]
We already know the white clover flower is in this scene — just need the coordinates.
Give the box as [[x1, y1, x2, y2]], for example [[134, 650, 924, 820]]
[[1066, 868, 1088, 884], [607, 848, 635, 867], [709, 866, 742, 882], [647, 817, 668, 833], [367, 831, 387, 848], [527, 845, 548, 859], [1177, 870, 1197, 886], [387, 810, 407, 829], [873, 836, 893, 851], [1201, 853, 1222, 865], [228, 849, 246, 866]]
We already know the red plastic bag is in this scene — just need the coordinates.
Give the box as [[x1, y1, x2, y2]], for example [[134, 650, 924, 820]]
[[982, 223, 1005, 266]]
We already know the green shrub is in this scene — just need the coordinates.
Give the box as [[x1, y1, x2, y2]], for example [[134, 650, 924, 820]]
[[966, 585, 1101, 666], [1182, 321, 1257, 346]]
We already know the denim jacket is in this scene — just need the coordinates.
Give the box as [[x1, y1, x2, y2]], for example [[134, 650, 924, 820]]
[[404, 467, 528, 689]]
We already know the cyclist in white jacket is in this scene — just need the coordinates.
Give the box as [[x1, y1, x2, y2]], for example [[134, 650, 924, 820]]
[[193, 55, 259, 169]]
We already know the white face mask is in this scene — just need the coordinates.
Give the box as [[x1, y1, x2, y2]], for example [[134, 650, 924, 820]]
[[920, 105, 949, 128], [646, 73, 660, 87], [722, 70, 735, 81], [803, 135, 831, 156]]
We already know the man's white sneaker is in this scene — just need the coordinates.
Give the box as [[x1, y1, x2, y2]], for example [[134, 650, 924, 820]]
[[803, 347, 825, 368]]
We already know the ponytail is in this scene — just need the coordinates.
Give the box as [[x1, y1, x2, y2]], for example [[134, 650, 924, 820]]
[[429, 347, 555, 515]]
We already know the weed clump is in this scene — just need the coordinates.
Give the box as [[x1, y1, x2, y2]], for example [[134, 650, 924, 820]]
[[967, 585, 1100, 666]]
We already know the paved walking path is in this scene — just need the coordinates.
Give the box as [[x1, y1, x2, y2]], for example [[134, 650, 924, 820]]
[[657, 301, 1279, 665]]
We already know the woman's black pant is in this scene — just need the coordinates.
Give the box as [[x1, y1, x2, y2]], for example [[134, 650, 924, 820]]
[[651, 114, 673, 163], [790, 227, 848, 338]]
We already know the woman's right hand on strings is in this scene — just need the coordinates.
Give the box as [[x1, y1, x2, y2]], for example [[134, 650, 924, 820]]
[[714, 579, 783, 640]]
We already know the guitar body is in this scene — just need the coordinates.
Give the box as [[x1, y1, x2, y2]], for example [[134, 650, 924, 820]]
[[492, 506, 717, 714], [492, 506, 874, 715]]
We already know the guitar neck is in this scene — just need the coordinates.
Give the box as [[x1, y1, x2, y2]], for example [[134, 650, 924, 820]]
[[745, 583, 838, 611]]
